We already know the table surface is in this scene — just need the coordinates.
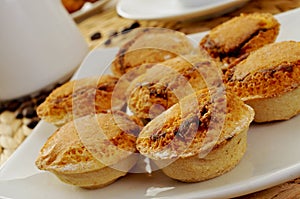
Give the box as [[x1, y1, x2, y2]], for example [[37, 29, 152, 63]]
[[1, 0, 300, 198]]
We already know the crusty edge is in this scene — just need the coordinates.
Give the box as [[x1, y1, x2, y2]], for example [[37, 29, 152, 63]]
[[159, 127, 247, 182], [225, 62, 300, 100], [246, 86, 300, 122]]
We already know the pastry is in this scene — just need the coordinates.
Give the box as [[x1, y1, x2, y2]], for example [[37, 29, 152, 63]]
[[61, 0, 85, 13], [111, 28, 196, 77], [225, 41, 300, 123], [127, 54, 223, 120], [35, 111, 141, 189], [200, 13, 280, 70], [37, 75, 125, 126], [136, 88, 254, 182]]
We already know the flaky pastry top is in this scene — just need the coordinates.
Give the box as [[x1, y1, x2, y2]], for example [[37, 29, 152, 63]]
[[225, 41, 300, 100], [136, 89, 254, 159], [36, 112, 141, 174], [37, 75, 121, 126]]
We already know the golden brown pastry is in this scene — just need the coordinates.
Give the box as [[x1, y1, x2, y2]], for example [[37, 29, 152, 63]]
[[35, 111, 141, 189], [61, 0, 85, 13], [136, 89, 254, 182], [37, 75, 125, 126], [111, 28, 196, 77], [127, 54, 223, 120], [225, 41, 300, 122], [200, 13, 280, 70]]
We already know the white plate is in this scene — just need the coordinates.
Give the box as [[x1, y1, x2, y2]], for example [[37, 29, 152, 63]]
[[71, 0, 110, 21], [116, 0, 249, 20], [1, 8, 300, 199]]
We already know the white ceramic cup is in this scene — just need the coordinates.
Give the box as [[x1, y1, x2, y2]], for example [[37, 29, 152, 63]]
[[0, 0, 89, 100]]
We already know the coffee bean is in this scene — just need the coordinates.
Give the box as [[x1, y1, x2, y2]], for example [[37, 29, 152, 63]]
[[27, 118, 40, 129], [15, 112, 23, 119], [22, 107, 37, 118], [0, 103, 5, 114], [109, 31, 118, 38], [104, 38, 112, 46], [121, 21, 141, 34], [19, 100, 35, 109], [90, 32, 102, 40], [121, 27, 131, 34], [36, 94, 48, 105], [129, 21, 140, 29], [6, 100, 21, 112], [17, 95, 31, 103], [18, 102, 34, 118]]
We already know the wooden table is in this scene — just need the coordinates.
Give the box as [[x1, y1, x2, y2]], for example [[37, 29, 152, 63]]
[[78, 0, 300, 49], [77, 0, 300, 198]]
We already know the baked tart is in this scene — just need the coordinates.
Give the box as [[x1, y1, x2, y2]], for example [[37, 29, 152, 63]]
[[225, 41, 300, 122], [200, 13, 280, 70], [35, 111, 141, 189], [37, 75, 125, 126], [111, 28, 196, 77], [127, 54, 222, 121], [136, 89, 254, 182]]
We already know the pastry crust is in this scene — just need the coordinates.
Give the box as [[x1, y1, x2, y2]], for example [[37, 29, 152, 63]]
[[161, 128, 247, 182], [111, 28, 195, 77], [246, 86, 300, 122], [37, 75, 124, 126], [136, 89, 254, 182], [200, 13, 280, 69], [127, 55, 222, 120], [35, 111, 141, 189], [225, 41, 300, 122]]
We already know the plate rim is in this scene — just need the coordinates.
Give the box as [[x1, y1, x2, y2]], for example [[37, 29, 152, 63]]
[[2, 7, 300, 199], [116, 0, 249, 20], [71, 0, 110, 20]]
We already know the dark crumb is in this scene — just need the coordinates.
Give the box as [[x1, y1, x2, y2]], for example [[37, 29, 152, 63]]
[[129, 21, 141, 29], [90, 32, 102, 40], [0, 102, 5, 114], [27, 118, 40, 129], [109, 31, 118, 38], [150, 131, 167, 142], [35, 93, 48, 105], [121, 21, 141, 34], [22, 106, 37, 119], [104, 38, 112, 46], [103, 22, 141, 46], [5, 100, 22, 112], [16, 112, 23, 119]]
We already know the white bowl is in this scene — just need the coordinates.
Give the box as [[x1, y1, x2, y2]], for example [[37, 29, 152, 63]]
[[0, 0, 88, 101]]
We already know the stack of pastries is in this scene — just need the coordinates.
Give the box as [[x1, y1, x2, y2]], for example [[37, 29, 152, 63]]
[[35, 12, 300, 188]]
